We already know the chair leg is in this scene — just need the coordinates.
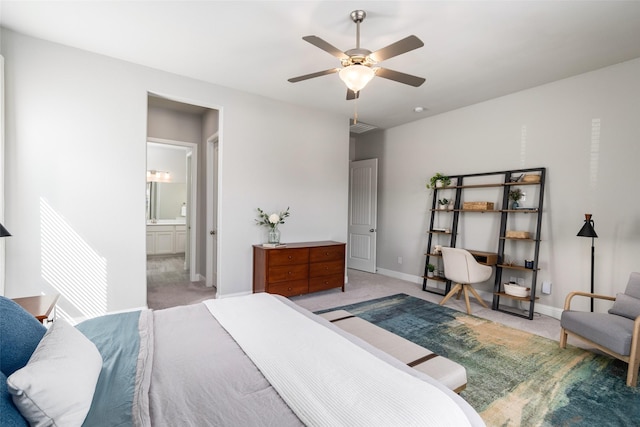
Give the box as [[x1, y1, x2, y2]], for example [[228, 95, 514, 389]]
[[467, 285, 489, 309], [440, 284, 462, 307], [559, 328, 568, 349], [462, 285, 472, 314]]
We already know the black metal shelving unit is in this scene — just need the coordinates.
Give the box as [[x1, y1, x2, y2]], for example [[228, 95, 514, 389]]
[[422, 167, 546, 319]]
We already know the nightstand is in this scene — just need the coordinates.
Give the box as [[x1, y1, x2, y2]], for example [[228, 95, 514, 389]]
[[12, 294, 60, 324]]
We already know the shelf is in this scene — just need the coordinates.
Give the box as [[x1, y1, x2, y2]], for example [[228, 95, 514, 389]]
[[422, 167, 546, 320], [423, 275, 447, 282], [500, 237, 538, 242], [494, 292, 540, 302], [498, 264, 539, 271]]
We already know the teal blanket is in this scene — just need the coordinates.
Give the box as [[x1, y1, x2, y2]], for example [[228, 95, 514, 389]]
[[76, 311, 143, 427]]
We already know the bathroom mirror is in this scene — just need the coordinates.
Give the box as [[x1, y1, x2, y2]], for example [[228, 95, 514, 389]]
[[146, 182, 187, 221]]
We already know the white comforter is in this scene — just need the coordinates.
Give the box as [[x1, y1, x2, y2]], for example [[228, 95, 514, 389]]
[[205, 293, 472, 427]]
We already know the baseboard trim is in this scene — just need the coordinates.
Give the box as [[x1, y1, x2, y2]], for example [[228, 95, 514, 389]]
[[375, 268, 561, 320]]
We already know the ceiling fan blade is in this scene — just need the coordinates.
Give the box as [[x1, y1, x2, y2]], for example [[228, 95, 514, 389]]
[[369, 35, 424, 62], [288, 68, 339, 83], [302, 36, 349, 60], [346, 89, 360, 100], [375, 67, 425, 87]]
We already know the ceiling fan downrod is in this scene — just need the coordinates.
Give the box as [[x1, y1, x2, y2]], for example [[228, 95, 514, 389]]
[[351, 10, 366, 50]]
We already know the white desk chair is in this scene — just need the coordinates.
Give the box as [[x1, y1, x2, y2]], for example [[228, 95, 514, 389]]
[[439, 247, 492, 314]]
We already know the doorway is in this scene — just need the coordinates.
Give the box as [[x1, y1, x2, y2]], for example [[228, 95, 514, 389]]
[[146, 94, 220, 305]]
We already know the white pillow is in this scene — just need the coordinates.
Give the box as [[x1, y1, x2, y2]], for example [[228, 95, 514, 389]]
[[7, 319, 103, 427]]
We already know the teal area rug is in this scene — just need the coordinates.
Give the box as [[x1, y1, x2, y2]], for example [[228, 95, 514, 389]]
[[317, 294, 640, 427]]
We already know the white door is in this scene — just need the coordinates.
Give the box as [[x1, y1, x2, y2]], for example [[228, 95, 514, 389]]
[[348, 159, 378, 273], [205, 136, 218, 287]]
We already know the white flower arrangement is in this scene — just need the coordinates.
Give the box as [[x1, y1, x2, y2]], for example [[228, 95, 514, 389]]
[[256, 207, 290, 229]]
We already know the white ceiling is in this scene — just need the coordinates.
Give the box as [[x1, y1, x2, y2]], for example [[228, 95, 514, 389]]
[[2, 1, 640, 130]]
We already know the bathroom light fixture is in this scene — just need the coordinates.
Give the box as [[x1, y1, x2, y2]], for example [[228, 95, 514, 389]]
[[339, 64, 375, 93], [147, 170, 171, 183]]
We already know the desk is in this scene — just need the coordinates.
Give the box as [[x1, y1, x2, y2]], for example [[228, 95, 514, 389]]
[[468, 250, 498, 266], [12, 294, 60, 324]]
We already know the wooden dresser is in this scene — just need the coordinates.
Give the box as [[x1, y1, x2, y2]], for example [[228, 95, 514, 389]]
[[253, 241, 346, 297]]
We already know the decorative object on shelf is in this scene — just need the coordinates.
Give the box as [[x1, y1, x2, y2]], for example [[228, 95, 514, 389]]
[[0, 222, 11, 237], [504, 283, 530, 298], [462, 201, 494, 211], [256, 207, 291, 244], [426, 172, 451, 190], [506, 230, 530, 239], [434, 245, 442, 254], [427, 264, 435, 277], [438, 198, 450, 209], [522, 174, 541, 183], [524, 259, 534, 269], [577, 213, 598, 312], [509, 188, 524, 209]]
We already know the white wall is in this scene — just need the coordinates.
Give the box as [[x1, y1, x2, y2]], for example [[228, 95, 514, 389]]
[[1, 29, 349, 318], [355, 58, 640, 318]]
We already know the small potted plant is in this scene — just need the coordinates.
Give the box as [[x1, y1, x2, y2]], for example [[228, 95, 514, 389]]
[[509, 188, 524, 209], [426, 173, 451, 190], [438, 198, 450, 209], [427, 264, 435, 277]]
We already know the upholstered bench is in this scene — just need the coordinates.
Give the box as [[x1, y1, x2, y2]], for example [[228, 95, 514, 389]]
[[319, 309, 467, 393]]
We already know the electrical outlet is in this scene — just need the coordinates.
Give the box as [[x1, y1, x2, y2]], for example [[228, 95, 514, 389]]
[[397, 256, 403, 264], [542, 281, 552, 294]]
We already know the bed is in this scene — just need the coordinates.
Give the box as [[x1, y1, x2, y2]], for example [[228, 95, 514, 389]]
[[1, 293, 484, 426]]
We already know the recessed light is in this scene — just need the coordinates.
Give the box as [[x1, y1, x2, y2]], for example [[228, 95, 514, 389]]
[[414, 106, 426, 113]]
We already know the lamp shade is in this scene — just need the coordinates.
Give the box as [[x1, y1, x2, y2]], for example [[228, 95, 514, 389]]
[[339, 64, 375, 93], [0, 222, 11, 237], [577, 214, 598, 238]]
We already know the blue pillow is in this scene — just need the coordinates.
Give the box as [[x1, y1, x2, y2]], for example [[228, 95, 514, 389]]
[[0, 370, 28, 426], [0, 296, 47, 376]]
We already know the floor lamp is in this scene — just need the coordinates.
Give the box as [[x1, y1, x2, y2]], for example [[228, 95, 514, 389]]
[[577, 213, 597, 312], [0, 222, 11, 237]]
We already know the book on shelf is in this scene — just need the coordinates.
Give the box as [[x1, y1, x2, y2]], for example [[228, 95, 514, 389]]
[[262, 243, 286, 248]]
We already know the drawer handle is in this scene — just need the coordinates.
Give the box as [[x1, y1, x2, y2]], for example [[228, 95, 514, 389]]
[[324, 266, 329, 270], [288, 255, 293, 259], [288, 287, 292, 291], [325, 252, 329, 256], [288, 271, 293, 275]]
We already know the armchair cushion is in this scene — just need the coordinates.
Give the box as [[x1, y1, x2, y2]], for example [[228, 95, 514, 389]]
[[624, 272, 640, 299], [561, 311, 634, 356], [609, 293, 640, 320]]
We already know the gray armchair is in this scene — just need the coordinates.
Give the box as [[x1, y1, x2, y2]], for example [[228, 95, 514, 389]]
[[560, 272, 640, 386]]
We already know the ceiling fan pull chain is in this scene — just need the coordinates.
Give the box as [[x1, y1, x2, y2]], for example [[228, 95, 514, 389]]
[[353, 94, 359, 124]]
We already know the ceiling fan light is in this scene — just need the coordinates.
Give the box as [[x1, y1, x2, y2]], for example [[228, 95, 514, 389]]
[[339, 64, 374, 93]]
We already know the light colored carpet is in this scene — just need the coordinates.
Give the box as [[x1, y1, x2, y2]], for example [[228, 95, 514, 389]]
[[146, 254, 216, 310], [147, 259, 562, 342], [292, 269, 562, 342]]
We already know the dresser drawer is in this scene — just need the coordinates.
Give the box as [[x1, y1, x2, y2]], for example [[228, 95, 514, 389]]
[[268, 280, 309, 297], [309, 274, 344, 293], [309, 245, 345, 263], [268, 248, 309, 266], [268, 264, 309, 284], [309, 260, 344, 278]]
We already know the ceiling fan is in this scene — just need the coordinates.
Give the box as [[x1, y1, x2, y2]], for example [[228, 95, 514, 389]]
[[288, 10, 426, 100]]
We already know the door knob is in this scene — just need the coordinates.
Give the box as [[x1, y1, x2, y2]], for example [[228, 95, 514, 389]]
[[369, 228, 376, 232], [210, 230, 216, 235]]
